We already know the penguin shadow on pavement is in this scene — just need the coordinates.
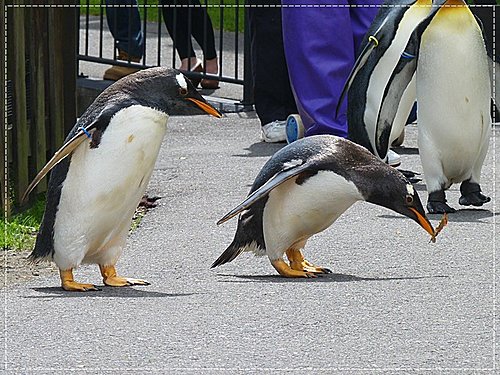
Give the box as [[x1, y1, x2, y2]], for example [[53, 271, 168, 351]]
[[216, 273, 448, 284], [27, 286, 197, 299], [233, 141, 284, 158], [427, 209, 497, 223]]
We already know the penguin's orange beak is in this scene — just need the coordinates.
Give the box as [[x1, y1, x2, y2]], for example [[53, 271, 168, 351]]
[[186, 98, 223, 118], [409, 207, 435, 236]]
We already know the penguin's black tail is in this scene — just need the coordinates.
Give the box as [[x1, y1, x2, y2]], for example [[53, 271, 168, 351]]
[[27, 246, 52, 264], [27, 225, 54, 264], [211, 239, 246, 268]]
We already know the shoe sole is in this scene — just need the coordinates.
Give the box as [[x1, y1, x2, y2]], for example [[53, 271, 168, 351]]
[[286, 114, 304, 144]]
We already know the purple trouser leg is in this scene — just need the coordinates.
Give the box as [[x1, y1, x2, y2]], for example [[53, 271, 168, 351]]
[[282, 0, 381, 138]]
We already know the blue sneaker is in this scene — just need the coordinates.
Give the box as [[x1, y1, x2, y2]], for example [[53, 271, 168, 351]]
[[286, 114, 305, 144]]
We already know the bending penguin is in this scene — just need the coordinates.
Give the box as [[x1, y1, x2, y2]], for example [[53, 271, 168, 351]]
[[212, 136, 435, 278], [415, 0, 491, 213], [23, 67, 222, 291]]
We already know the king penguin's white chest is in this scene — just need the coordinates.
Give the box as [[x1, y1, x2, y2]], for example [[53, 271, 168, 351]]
[[416, 7, 490, 180], [53, 105, 168, 268]]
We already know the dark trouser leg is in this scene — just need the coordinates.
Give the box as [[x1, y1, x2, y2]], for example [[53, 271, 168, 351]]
[[248, 1, 297, 126], [189, 0, 217, 60], [105, 0, 144, 58], [161, 0, 196, 60]]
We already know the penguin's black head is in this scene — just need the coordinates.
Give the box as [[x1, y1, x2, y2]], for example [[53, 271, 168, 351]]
[[364, 167, 434, 237], [118, 67, 222, 118]]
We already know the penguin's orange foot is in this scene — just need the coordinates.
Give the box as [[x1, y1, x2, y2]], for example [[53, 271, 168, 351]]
[[103, 276, 150, 287], [62, 281, 100, 292], [271, 259, 317, 278], [286, 249, 331, 274], [99, 265, 150, 287], [290, 260, 332, 274], [59, 269, 100, 292]]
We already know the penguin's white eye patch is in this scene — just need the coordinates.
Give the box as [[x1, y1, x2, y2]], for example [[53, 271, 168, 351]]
[[175, 73, 188, 91], [406, 195, 414, 204]]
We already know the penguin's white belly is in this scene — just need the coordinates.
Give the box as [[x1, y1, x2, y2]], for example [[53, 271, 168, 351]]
[[364, 2, 431, 157], [417, 13, 490, 184], [53, 105, 168, 270], [262, 171, 363, 259]]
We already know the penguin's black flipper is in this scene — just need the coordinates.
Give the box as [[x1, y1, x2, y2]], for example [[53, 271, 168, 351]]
[[21, 105, 120, 203], [374, 0, 446, 159], [217, 161, 313, 226], [335, 17, 390, 119], [21, 132, 89, 203]]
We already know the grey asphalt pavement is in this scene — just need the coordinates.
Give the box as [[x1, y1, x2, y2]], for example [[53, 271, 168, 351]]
[[2, 12, 500, 374], [2, 110, 499, 373]]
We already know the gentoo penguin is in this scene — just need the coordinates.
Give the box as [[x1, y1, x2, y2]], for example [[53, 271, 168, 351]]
[[212, 135, 435, 278], [340, 0, 445, 162], [415, 0, 491, 213], [23, 67, 222, 291]]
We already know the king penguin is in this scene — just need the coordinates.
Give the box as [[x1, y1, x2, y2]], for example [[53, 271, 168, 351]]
[[212, 135, 435, 278], [23, 67, 222, 291], [341, 0, 440, 162], [415, 0, 491, 213]]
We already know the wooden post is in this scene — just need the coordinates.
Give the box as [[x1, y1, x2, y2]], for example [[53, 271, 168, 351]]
[[46, 1, 78, 151], [29, 6, 48, 194], [61, 3, 78, 136], [1, 1, 9, 217], [47, 4, 65, 152], [11, 5, 29, 203]]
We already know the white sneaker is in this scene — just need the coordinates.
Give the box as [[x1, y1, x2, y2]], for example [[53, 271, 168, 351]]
[[387, 149, 401, 167], [261, 120, 287, 143]]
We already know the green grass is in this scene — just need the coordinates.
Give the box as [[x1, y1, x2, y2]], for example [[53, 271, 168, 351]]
[[1, 194, 149, 252], [82, 0, 245, 33], [1, 195, 46, 252]]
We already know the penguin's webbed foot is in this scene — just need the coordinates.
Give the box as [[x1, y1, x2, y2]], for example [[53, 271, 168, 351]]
[[459, 180, 490, 207], [60, 269, 100, 292], [427, 190, 455, 214], [99, 265, 150, 287], [285, 249, 332, 275], [271, 259, 318, 278], [427, 201, 456, 214], [103, 276, 151, 287], [290, 259, 332, 274], [459, 192, 491, 207], [62, 281, 100, 292]]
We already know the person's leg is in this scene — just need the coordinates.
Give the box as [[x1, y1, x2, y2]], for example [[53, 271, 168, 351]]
[[104, 0, 144, 80], [248, 1, 297, 127], [187, 0, 218, 87], [105, 0, 144, 58], [161, 0, 199, 70], [282, 0, 354, 138], [188, 0, 217, 62], [470, 0, 497, 61]]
